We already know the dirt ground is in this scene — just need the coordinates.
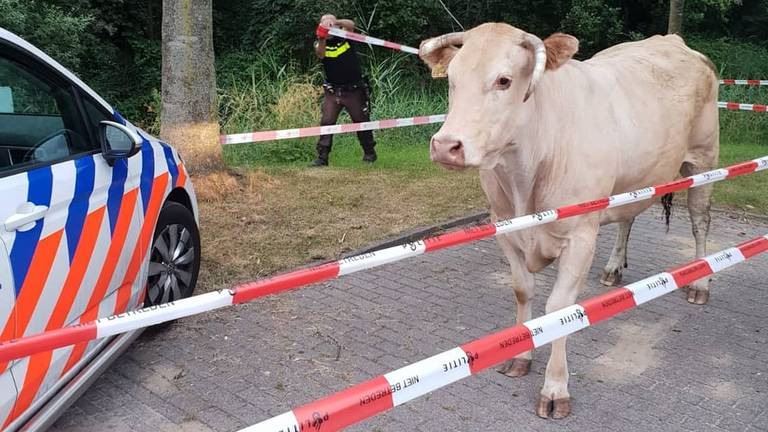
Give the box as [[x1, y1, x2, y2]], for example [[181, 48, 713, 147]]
[[193, 167, 486, 291]]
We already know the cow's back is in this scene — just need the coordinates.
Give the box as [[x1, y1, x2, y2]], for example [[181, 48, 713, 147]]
[[589, 34, 718, 111], [571, 35, 719, 206]]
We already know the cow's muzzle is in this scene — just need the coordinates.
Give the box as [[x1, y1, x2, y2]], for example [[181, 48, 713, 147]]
[[430, 134, 466, 170]]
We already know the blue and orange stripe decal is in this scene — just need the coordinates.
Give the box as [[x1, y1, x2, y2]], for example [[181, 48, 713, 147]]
[[0, 230, 63, 373], [176, 163, 187, 188], [115, 140, 162, 313], [5, 207, 106, 426], [160, 143, 179, 191], [60, 188, 139, 377], [60, 190, 138, 376], [112, 110, 126, 125], [139, 137, 155, 214], [114, 173, 170, 314], [64, 156, 95, 262], [9, 166, 53, 295], [105, 159, 127, 235]]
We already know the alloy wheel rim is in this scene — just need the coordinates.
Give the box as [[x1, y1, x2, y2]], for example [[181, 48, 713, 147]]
[[147, 224, 195, 304]]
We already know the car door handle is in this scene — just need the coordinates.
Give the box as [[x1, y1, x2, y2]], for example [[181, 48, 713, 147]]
[[5, 203, 49, 232]]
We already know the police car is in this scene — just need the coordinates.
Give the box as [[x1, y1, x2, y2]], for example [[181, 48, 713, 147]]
[[0, 28, 201, 430]]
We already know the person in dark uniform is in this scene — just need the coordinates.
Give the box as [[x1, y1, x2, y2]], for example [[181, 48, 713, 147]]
[[311, 14, 376, 166]]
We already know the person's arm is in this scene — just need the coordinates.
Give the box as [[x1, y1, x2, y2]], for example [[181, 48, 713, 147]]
[[336, 19, 355, 32], [315, 14, 336, 59], [314, 38, 326, 59]]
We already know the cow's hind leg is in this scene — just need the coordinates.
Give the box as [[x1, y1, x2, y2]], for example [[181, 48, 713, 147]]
[[681, 99, 719, 305], [681, 162, 715, 304], [495, 236, 536, 377], [600, 218, 634, 286], [538, 223, 598, 419]]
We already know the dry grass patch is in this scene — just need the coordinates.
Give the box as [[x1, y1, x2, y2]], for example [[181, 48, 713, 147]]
[[195, 167, 485, 291]]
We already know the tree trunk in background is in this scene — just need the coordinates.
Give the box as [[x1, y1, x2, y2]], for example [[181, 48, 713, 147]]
[[161, 0, 222, 174], [668, 0, 685, 34]]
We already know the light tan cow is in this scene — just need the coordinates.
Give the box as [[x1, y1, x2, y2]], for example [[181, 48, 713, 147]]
[[419, 23, 719, 419]]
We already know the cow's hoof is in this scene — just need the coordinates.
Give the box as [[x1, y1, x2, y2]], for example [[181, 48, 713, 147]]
[[536, 395, 571, 419], [685, 287, 710, 305], [552, 398, 572, 419], [599, 268, 622, 286], [497, 358, 531, 377]]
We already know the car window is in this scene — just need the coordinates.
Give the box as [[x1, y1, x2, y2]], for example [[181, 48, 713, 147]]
[[0, 55, 94, 175], [81, 96, 112, 127]]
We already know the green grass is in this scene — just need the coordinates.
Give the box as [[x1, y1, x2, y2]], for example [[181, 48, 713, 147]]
[[217, 48, 768, 215], [713, 140, 768, 213], [224, 124, 442, 174], [715, 83, 768, 213], [719, 86, 768, 145], [224, 124, 768, 214]]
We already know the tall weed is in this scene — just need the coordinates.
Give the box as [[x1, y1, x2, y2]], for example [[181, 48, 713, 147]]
[[218, 45, 446, 164]]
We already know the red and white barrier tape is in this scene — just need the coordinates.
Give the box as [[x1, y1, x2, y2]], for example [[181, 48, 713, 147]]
[[718, 101, 768, 112], [0, 156, 766, 363], [323, 26, 420, 55], [221, 100, 757, 145], [242, 233, 768, 432], [219, 115, 446, 145], [720, 79, 768, 86]]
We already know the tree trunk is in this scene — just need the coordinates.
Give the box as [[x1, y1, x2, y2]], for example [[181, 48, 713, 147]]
[[161, 0, 222, 174], [667, 0, 685, 35]]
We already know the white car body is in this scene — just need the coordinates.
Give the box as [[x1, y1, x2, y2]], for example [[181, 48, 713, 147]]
[[0, 27, 199, 430]]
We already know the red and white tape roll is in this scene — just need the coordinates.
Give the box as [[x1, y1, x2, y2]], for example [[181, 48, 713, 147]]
[[718, 101, 768, 112], [720, 79, 768, 86], [241, 235, 768, 432], [323, 26, 420, 55], [219, 115, 446, 145], [242, 234, 768, 432], [0, 156, 765, 362]]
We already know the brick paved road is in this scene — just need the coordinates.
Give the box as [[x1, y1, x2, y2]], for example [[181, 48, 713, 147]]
[[51, 207, 768, 432]]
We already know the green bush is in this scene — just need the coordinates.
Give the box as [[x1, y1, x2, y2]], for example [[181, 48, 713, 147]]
[[561, 0, 624, 56], [0, 0, 93, 71]]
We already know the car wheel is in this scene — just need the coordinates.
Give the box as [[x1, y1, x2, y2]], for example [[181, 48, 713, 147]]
[[145, 201, 200, 306]]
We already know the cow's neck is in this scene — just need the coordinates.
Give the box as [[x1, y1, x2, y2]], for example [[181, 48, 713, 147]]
[[491, 63, 585, 216], [489, 151, 544, 218]]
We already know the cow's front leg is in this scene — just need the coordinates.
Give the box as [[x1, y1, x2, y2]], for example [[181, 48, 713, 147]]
[[537, 227, 598, 419], [495, 236, 535, 377]]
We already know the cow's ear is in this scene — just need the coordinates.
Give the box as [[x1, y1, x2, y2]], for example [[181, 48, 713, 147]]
[[419, 38, 460, 78], [544, 33, 578, 70]]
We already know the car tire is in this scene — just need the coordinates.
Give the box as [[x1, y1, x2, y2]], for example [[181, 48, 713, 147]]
[[144, 201, 201, 307]]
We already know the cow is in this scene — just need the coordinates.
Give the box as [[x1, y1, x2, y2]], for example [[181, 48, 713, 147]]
[[419, 23, 719, 419]]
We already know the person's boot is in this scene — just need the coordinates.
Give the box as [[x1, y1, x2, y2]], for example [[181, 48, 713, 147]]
[[309, 157, 328, 167], [310, 148, 329, 167], [362, 148, 377, 163]]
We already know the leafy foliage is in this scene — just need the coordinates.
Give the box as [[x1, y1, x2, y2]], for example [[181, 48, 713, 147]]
[[3, 0, 768, 131], [0, 0, 93, 70], [561, 0, 624, 55]]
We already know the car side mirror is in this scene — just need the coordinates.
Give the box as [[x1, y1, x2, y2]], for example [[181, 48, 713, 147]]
[[100, 120, 141, 165]]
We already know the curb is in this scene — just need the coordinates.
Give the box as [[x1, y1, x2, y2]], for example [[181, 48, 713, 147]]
[[344, 210, 490, 257], [343, 201, 768, 260]]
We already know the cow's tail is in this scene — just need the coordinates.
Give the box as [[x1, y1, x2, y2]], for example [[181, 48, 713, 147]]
[[661, 193, 674, 231]]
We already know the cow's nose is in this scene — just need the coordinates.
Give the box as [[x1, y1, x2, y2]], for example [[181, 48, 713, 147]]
[[430, 135, 465, 168]]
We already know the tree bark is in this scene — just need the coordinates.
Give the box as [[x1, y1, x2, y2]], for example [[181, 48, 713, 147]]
[[667, 0, 685, 35], [161, 0, 222, 174]]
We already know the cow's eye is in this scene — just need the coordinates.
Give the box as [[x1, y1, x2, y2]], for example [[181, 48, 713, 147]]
[[495, 76, 512, 90]]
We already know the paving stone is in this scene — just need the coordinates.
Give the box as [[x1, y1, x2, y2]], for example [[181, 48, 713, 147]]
[[51, 206, 768, 431]]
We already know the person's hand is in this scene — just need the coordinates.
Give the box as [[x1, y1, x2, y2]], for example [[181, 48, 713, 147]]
[[317, 14, 336, 39], [319, 14, 336, 28]]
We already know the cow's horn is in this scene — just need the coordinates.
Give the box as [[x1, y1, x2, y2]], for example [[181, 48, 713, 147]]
[[419, 32, 465, 60], [523, 33, 547, 102]]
